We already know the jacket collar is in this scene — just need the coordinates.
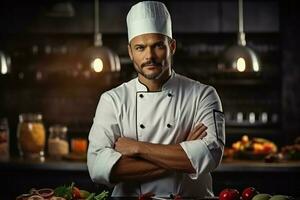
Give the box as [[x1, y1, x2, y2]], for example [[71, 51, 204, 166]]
[[135, 70, 177, 92]]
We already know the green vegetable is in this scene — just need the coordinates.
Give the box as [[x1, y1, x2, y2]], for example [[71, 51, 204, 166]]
[[86, 193, 95, 200], [95, 191, 109, 200], [53, 182, 109, 200], [80, 189, 90, 198], [54, 182, 75, 200]]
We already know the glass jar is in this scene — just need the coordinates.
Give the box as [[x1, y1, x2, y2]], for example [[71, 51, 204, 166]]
[[17, 113, 46, 158], [71, 137, 87, 155], [48, 125, 69, 158], [0, 117, 9, 159]]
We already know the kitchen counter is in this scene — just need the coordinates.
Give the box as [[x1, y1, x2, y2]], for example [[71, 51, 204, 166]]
[[213, 159, 300, 197], [1, 157, 300, 199], [1, 157, 299, 172], [0, 156, 94, 200], [218, 159, 300, 172], [0, 156, 87, 171]]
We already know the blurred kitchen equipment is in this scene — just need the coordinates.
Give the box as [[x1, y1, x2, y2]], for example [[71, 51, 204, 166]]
[[248, 112, 256, 124], [82, 0, 120, 75], [0, 51, 11, 75], [17, 113, 46, 159], [260, 112, 268, 124], [226, 111, 276, 126], [0, 117, 9, 159], [218, 0, 260, 72], [48, 125, 69, 159], [45, 1, 75, 18]]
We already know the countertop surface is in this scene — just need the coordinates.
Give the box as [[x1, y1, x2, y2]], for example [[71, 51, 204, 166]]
[[0, 156, 87, 171], [1, 157, 300, 172], [218, 159, 300, 172], [2, 157, 300, 199]]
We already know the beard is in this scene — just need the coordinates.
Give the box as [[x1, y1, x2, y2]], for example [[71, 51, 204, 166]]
[[133, 58, 171, 80]]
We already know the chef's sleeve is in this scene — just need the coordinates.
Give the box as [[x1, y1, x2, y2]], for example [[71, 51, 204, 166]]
[[180, 86, 225, 179], [87, 92, 122, 186]]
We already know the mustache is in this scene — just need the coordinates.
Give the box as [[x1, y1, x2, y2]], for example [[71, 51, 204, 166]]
[[141, 61, 162, 68]]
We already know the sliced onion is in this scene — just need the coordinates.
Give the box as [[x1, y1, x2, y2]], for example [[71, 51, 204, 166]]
[[27, 195, 45, 200], [49, 197, 67, 200], [37, 188, 54, 198]]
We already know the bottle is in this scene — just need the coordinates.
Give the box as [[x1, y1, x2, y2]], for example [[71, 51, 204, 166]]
[[0, 117, 9, 159], [48, 125, 69, 159], [17, 113, 46, 159]]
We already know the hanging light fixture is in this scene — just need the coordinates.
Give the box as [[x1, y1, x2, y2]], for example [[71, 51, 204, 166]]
[[45, 1, 75, 18], [0, 51, 11, 75], [218, 0, 260, 73], [82, 0, 120, 75]]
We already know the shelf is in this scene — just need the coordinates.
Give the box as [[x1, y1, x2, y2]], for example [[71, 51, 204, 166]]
[[209, 78, 279, 87], [0, 73, 122, 90], [217, 160, 300, 173], [207, 71, 280, 86], [0, 157, 87, 172], [226, 125, 280, 134]]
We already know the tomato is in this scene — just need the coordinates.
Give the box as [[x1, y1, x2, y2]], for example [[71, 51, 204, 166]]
[[219, 188, 240, 200], [242, 187, 259, 200], [72, 186, 81, 199]]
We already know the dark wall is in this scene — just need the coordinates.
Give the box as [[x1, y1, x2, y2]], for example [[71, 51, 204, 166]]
[[281, 0, 300, 143], [1, 0, 299, 155]]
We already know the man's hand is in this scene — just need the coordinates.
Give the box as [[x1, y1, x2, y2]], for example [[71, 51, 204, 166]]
[[114, 137, 140, 156], [186, 123, 207, 141]]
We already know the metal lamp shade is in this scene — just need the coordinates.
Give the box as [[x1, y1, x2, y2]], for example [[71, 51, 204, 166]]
[[83, 46, 120, 73], [218, 45, 260, 73], [218, 0, 260, 73], [82, 0, 121, 75]]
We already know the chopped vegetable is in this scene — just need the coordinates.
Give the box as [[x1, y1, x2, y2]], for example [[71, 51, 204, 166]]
[[54, 182, 74, 200], [33, 182, 109, 200], [95, 191, 109, 200], [79, 190, 90, 199], [86, 193, 95, 200], [72, 186, 81, 199]]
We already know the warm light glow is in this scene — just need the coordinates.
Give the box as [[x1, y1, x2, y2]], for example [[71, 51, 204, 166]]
[[1, 54, 8, 74], [236, 57, 246, 72], [91, 58, 103, 73], [253, 62, 259, 72]]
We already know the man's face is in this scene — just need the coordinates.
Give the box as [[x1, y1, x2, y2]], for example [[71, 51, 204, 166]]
[[128, 33, 176, 80]]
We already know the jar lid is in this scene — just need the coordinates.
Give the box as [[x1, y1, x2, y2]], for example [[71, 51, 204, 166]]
[[49, 125, 68, 133], [19, 113, 43, 122]]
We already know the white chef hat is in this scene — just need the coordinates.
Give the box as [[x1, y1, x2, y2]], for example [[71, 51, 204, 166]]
[[126, 1, 172, 42]]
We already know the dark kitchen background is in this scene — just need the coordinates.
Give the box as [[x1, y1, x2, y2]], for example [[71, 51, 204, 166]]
[[0, 0, 299, 198]]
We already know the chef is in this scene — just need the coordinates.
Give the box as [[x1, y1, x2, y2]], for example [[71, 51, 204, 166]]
[[87, 1, 225, 198]]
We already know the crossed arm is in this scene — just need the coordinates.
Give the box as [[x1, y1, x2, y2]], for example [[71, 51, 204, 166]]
[[110, 123, 207, 183]]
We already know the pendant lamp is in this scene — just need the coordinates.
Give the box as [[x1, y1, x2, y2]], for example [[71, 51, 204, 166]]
[[82, 0, 120, 75], [0, 51, 11, 75], [218, 0, 259, 73]]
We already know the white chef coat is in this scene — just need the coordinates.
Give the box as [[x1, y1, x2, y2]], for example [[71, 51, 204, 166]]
[[87, 70, 225, 198]]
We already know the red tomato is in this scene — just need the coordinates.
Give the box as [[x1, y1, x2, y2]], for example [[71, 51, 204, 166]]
[[219, 188, 240, 200], [72, 186, 81, 199], [242, 187, 259, 200]]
